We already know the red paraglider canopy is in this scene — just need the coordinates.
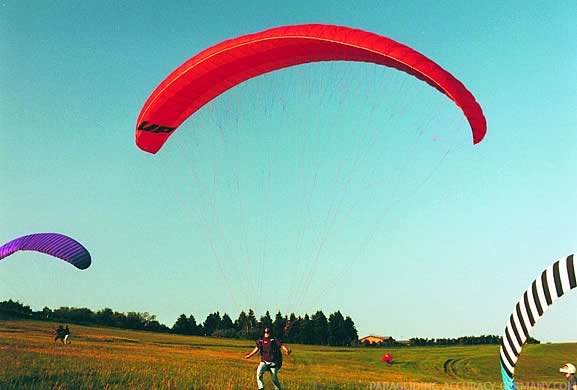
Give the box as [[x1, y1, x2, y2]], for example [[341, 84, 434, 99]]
[[381, 354, 393, 364], [136, 24, 487, 154]]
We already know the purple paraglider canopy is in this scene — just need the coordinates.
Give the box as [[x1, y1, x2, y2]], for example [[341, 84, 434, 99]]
[[0, 233, 91, 270]]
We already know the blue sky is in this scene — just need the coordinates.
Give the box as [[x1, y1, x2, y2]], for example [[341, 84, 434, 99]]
[[1, 0, 576, 344]]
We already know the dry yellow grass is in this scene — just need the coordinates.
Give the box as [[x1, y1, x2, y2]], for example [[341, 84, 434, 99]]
[[0, 320, 573, 389]]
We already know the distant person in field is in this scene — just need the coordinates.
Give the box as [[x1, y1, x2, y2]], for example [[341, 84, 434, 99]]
[[53, 324, 71, 344], [63, 325, 70, 344], [560, 363, 577, 390], [54, 325, 65, 343], [244, 326, 291, 390]]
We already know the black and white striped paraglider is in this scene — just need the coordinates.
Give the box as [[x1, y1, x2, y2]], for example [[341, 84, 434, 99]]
[[500, 254, 577, 390]]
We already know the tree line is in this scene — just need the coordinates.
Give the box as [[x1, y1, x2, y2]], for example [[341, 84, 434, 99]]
[[0, 299, 358, 346], [0, 299, 169, 332], [175, 309, 359, 346], [1, 299, 536, 346], [407, 335, 539, 346]]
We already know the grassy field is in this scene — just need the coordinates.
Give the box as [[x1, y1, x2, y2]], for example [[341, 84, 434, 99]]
[[0, 320, 574, 389]]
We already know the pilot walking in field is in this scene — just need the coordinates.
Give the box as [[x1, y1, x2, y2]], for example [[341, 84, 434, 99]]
[[560, 363, 577, 390], [245, 327, 291, 390], [54, 325, 65, 343], [54, 324, 71, 344], [63, 325, 70, 344]]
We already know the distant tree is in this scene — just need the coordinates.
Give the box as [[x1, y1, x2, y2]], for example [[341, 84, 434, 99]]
[[235, 311, 249, 333], [40, 306, 53, 319], [95, 308, 116, 327], [52, 307, 95, 323], [287, 316, 301, 343], [125, 312, 145, 330], [247, 309, 257, 330], [203, 312, 222, 336], [311, 310, 328, 345], [112, 311, 126, 327], [328, 311, 346, 346], [220, 313, 234, 330], [259, 311, 272, 328], [173, 314, 201, 335], [299, 314, 313, 344], [189, 315, 200, 335], [343, 316, 358, 346], [173, 314, 190, 334], [0, 299, 32, 319], [144, 316, 168, 332], [272, 311, 286, 339]]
